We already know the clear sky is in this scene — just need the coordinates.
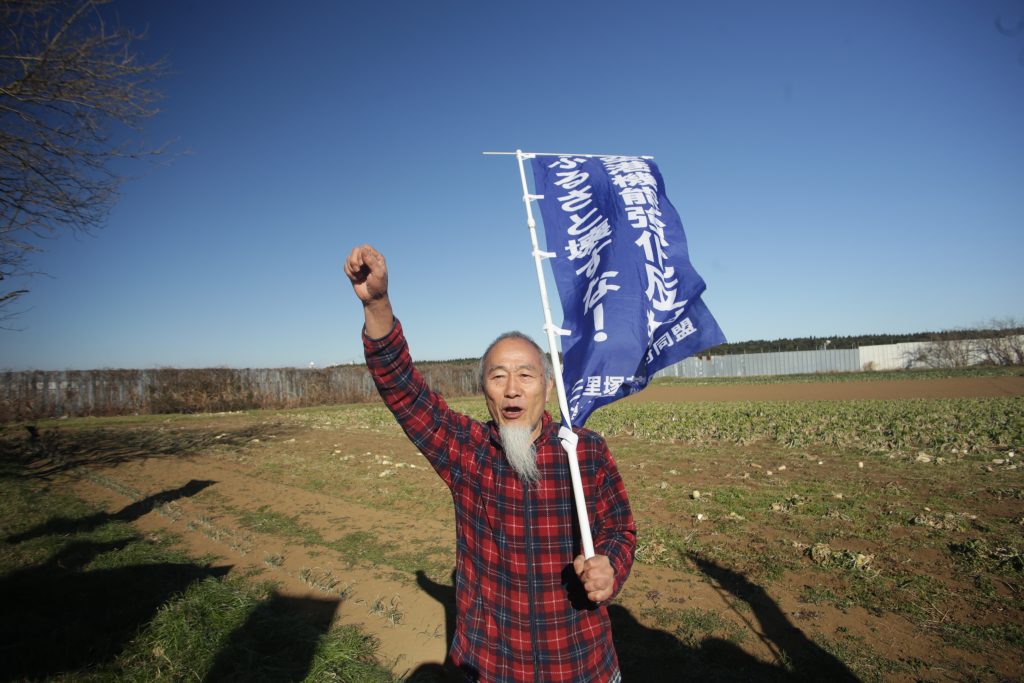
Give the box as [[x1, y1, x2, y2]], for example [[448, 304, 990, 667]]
[[3, 0, 1023, 370]]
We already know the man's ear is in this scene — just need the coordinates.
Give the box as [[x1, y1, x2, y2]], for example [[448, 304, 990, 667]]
[[545, 377, 554, 403]]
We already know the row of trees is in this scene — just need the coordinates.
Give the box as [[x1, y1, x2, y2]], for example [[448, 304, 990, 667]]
[[708, 320, 1024, 358]]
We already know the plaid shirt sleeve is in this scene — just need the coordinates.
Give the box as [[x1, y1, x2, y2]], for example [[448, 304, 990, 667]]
[[363, 318, 481, 488]]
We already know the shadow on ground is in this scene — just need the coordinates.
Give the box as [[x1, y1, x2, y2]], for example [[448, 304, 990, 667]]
[[404, 557, 860, 682], [0, 475, 344, 682], [0, 534, 232, 680], [2, 422, 283, 480], [7, 478, 216, 543], [687, 553, 859, 682], [202, 593, 341, 682], [0, 476, 227, 680]]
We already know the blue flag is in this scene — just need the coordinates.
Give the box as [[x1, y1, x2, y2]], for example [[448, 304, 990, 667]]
[[530, 155, 726, 427]]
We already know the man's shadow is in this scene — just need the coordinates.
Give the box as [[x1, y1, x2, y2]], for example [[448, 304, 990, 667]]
[[609, 602, 790, 681], [689, 553, 859, 682], [415, 569, 457, 649], [404, 570, 460, 682], [405, 559, 859, 682]]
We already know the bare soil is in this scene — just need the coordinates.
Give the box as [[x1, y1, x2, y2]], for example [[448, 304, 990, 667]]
[[16, 375, 1023, 681]]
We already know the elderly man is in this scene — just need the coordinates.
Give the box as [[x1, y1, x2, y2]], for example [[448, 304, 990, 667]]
[[344, 245, 636, 683]]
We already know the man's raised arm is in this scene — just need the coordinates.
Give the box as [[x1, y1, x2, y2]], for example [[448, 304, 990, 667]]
[[344, 244, 394, 338]]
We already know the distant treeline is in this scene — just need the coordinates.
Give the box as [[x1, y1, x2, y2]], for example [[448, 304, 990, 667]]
[[1, 363, 480, 422], [705, 326, 1024, 355]]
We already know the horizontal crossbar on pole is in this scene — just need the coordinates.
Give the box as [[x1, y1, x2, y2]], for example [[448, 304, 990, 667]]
[[482, 151, 655, 159]]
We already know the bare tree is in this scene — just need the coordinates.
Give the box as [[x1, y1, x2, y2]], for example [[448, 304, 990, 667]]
[[905, 335, 979, 369], [976, 318, 1024, 366], [1, 0, 166, 318], [904, 320, 1024, 369]]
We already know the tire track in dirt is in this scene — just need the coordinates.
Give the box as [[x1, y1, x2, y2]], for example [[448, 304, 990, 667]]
[[66, 449, 457, 676]]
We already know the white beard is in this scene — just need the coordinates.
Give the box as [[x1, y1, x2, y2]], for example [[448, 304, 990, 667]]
[[499, 425, 539, 484]]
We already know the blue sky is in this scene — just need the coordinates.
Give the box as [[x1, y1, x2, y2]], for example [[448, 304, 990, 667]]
[[3, 0, 1023, 370]]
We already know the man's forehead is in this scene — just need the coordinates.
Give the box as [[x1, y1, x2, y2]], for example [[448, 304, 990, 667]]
[[485, 338, 543, 369]]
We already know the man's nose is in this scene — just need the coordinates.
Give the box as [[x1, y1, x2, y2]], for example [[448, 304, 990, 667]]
[[504, 376, 522, 397]]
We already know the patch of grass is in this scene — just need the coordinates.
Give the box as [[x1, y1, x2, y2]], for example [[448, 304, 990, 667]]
[[635, 522, 795, 582], [799, 584, 855, 611], [634, 524, 687, 568], [76, 469, 143, 499], [237, 506, 325, 545], [699, 485, 773, 517], [949, 538, 1024, 576], [111, 576, 393, 682], [640, 606, 747, 647], [186, 515, 253, 555], [299, 566, 351, 598], [0, 465, 394, 682], [329, 531, 451, 580], [987, 487, 1024, 501], [939, 621, 1024, 652], [367, 594, 405, 627], [799, 565, 951, 623], [234, 507, 450, 580], [816, 632, 908, 683]]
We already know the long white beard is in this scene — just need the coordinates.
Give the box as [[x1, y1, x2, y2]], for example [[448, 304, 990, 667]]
[[499, 425, 539, 484]]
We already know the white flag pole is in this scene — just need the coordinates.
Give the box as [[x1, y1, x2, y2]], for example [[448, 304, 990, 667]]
[[511, 149, 595, 560]]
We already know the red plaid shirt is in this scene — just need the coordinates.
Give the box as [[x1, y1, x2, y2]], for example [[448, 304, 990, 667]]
[[365, 320, 636, 683]]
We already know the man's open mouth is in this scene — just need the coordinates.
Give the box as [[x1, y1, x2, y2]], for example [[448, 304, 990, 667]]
[[501, 406, 524, 419]]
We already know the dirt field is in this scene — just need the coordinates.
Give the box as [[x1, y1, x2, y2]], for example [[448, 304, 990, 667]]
[[13, 375, 1023, 681]]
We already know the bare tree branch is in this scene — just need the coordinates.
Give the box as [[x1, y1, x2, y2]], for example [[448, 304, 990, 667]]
[[0, 0, 168, 314], [904, 319, 1024, 369]]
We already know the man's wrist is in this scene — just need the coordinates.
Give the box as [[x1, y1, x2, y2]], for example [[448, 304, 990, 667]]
[[362, 297, 395, 340]]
